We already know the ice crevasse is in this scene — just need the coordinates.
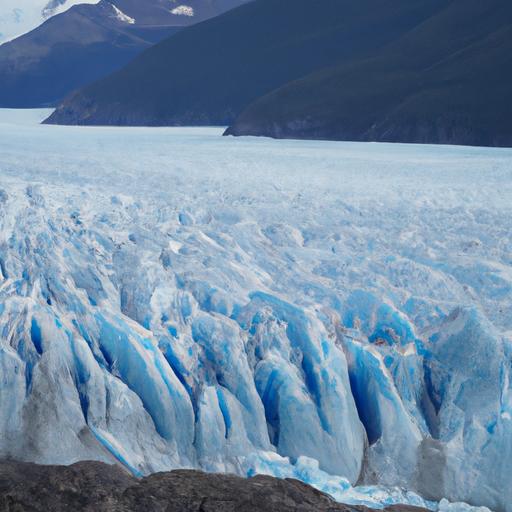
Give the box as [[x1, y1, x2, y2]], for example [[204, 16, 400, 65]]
[[0, 174, 510, 512]]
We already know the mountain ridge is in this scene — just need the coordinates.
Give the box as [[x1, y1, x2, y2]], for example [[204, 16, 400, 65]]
[[45, 0, 512, 148], [44, 0, 449, 126], [0, 0, 249, 108]]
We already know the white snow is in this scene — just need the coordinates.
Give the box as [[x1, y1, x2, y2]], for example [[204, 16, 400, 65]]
[[0, 0, 100, 44], [110, 3, 135, 24], [171, 5, 194, 17], [0, 109, 511, 512]]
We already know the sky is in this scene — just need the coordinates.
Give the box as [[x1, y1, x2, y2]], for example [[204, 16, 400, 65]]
[[0, 0, 99, 44]]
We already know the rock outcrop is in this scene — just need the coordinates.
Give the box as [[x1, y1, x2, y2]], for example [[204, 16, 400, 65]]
[[0, 460, 428, 512]]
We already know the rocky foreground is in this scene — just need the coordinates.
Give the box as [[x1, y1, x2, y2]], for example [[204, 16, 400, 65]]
[[0, 460, 427, 512]]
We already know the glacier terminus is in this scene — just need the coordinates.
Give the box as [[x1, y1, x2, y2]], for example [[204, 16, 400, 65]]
[[0, 110, 511, 511]]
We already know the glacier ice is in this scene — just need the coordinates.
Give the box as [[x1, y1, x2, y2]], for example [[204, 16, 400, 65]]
[[0, 109, 511, 511]]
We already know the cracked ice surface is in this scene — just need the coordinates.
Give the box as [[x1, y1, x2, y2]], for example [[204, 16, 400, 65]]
[[0, 109, 511, 511]]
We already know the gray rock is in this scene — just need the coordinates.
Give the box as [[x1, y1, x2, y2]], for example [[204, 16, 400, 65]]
[[0, 460, 428, 512]]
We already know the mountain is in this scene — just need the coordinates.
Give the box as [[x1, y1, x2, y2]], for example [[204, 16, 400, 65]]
[[46, 0, 512, 149], [226, 0, 512, 147], [0, 0, 99, 44], [44, 0, 450, 125], [0, 0, 249, 108], [0, 1, 177, 108], [0, 461, 427, 512]]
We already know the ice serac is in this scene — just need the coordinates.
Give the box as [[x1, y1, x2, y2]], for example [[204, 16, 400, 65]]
[[418, 308, 512, 510], [0, 117, 511, 511], [0, 183, 365, 483], [237, 291, 365, 480], [340, 299, 512, 511]]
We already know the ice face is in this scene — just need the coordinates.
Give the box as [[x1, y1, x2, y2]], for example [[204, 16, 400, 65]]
[[0, 109, 511, 511]]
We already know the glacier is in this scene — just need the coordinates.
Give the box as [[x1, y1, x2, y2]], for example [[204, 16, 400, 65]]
[[0, 0, 100, 44], [0, 109, 511, 511]]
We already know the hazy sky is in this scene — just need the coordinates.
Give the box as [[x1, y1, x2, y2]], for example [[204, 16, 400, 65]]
[[0, 0, 99, 44]]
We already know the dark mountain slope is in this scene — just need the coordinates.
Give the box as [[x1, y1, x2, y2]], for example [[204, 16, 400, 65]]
[[226, 0, 512, 147], [0, 2, 174, 108], [45, 0, 449, 126], [0, 0, 249, 108], [0, 460, 428, 512]]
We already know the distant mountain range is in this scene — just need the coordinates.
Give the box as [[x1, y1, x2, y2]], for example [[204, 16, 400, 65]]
[[0, 0, 249, 107], [44, 0, 512, 148]]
